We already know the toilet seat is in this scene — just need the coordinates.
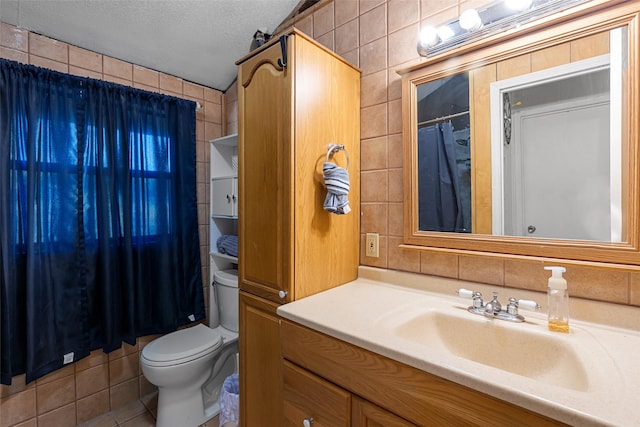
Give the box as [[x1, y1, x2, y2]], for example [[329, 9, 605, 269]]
[[141, 324, 223, 367]]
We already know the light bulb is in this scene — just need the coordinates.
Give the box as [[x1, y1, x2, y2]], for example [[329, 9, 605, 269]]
[[437, 25, 455, 42], [459, 9, 482, 31], [418, 26, 439, 47], [417, 25, 440, 56]]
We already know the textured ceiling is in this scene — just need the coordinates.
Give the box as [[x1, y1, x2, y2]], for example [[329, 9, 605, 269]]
[[0, 0, 301, 91]]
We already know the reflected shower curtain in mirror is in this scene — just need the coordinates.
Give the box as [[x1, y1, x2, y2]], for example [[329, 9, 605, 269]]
[[418, 122, 464, 232], [0, 59, 204, 385]]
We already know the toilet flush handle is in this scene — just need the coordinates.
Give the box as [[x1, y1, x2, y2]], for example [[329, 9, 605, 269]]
[[303, 417, 314, 427]]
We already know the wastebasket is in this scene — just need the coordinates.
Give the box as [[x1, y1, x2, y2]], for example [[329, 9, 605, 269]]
[[219, 373, 239, 427]]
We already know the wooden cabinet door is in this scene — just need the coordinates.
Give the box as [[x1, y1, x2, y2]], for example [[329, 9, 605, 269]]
[[238, 38, 293, 304], [239, 291, 282, 427], [352, 397, 417, 427], [283, 360, 350, 427]]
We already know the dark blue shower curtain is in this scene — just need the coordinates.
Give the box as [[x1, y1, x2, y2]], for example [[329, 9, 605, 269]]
[[0, 59, 204, 385], [418, 122, 464, 232]]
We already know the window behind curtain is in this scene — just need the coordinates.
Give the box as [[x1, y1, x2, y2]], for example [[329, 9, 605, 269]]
[[0, 59, 205, 385]]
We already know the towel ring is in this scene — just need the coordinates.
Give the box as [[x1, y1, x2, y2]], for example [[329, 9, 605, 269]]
[[326, 143, 350, 170]]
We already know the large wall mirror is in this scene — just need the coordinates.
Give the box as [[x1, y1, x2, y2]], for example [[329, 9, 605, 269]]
[[400, 1, 640, 265]]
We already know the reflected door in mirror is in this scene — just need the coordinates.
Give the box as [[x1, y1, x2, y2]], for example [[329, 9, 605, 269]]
[[493, 53, 623, 242]]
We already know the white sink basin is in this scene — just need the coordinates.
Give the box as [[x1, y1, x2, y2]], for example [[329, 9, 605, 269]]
[[391, 309, 590, 391]]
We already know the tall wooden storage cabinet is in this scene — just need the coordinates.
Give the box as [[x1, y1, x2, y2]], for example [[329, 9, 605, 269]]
[[237, 29, 361, 426]]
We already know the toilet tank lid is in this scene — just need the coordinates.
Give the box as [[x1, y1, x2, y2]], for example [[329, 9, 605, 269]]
[[214, 269, 238, 287], [142, 324, 223, 364]]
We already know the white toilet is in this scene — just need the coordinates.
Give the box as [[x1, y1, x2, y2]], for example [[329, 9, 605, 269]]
[[140, 269, 239, 427]]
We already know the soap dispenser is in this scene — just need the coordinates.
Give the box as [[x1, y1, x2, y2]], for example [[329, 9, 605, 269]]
[[544, 266, 569, 332]]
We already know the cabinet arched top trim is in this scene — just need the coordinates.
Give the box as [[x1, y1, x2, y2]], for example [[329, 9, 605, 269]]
[[241, 59, 283, 88]]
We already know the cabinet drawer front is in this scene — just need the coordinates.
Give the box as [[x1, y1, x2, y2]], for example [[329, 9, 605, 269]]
[[352, 397, 418, 427], [283, 360, 350, 427]]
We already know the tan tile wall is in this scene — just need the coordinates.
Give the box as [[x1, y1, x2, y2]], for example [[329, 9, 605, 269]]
[[225, 80, 239, 135], [0, 21, 223, 426], [2, 0, 639, 423], [267, 0, 640, 308]]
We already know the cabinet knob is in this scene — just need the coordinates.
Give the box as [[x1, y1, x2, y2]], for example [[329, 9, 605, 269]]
[[303, 417, 314, 427], [278, 290, 288, 299], [226, 194, 231, 202]]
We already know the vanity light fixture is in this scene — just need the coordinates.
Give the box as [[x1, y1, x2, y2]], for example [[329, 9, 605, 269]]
[[505, 0, 534, 11], [417, 0, 591, 57]]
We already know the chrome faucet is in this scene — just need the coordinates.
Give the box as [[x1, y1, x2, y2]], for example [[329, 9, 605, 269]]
[[457, 289, 541, 322]]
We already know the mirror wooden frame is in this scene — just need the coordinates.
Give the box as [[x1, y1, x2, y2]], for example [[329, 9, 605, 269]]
[[399, 0, 640, 266]]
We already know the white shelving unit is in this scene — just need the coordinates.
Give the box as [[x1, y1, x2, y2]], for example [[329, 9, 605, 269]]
[[209, 133, 238, 278]]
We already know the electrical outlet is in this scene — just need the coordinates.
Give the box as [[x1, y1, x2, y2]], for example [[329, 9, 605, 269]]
[[366, 233, 379, 258]]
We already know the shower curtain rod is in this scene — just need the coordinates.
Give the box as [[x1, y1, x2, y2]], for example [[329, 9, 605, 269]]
[[418, 110, 469, 127]]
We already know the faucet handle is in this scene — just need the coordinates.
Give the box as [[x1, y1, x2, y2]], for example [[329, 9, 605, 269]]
[[506, 297, 541, 316], [457, 288, 484, 312], [456, 288, 474, 298], [517, 298, 541, 311]]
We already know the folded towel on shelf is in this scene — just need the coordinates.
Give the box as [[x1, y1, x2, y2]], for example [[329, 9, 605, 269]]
[[216, 235, 238, 257], [323, 161, 351, 215]]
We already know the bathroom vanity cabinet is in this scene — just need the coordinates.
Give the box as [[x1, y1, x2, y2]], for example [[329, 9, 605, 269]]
[[281, 319, 568, 427], [236, 29, 360, 426]]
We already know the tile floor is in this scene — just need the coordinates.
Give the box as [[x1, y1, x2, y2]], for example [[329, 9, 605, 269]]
[[76, 392, 220, 427]]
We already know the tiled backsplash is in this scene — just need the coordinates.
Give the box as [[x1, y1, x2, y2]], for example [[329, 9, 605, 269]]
[[0, 21, 222, 426]]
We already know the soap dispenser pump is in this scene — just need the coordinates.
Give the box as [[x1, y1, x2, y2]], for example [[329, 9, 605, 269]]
[[544, 266, 569, 332]]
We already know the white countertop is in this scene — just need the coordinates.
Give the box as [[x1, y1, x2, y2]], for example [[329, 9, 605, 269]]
[[277, 267, 640, 426]]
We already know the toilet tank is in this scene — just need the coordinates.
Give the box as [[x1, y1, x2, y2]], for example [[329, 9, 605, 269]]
[[213, 269, 239, 333]]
